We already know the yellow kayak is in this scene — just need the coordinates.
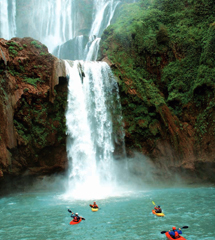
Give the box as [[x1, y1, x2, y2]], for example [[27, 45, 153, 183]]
[[92, 208, 99, 212], [152, 209, 165, 217]]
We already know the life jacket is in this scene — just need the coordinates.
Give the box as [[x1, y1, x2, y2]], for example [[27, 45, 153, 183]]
[[73, 216, 79, 222], [155, 208, 162, 213], [93, 204, 98, 208], [174, 231, 180, 239]]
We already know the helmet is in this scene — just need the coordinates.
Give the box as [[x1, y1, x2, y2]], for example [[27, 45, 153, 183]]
[[172, 226, 176, 230], [158, 205, 160, 207], [94, 201, 96, 204], [75, 213, 78, 215]]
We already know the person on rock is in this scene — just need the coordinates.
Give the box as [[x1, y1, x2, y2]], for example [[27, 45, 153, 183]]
[[89, 201, 99, 208], [154, 205, 162, 213], [168, 226, 182, 239]]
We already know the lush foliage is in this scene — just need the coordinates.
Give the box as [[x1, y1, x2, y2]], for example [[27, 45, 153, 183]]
[[99, 0, 215, 149]]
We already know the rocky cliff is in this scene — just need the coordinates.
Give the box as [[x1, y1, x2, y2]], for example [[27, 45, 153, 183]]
[[0, 37, 68, 191], [99, 0, 215, 182]]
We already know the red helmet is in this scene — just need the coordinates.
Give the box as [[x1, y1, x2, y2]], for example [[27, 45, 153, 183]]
[[94, 201, 96, 204], [172, 226, 176, 230]]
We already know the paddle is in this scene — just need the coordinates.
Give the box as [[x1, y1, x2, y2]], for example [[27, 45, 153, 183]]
[[68, 209, 85, 220], [161, 226, 189, 234], [152, 201, 156, 206]]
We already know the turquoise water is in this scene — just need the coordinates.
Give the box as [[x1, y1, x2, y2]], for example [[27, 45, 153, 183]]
[[0, 187, 215, 240]]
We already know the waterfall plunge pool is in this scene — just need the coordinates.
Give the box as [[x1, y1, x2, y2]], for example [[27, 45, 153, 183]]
[[0, 186, 215, 240]]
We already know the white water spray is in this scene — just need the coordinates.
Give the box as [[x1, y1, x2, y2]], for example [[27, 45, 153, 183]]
[[30, 0, 76, 52], [64, 60, 124, 199], [54, 0, 121, 61], [0, 0, 16, 39]]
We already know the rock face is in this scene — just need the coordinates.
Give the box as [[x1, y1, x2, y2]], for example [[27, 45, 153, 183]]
[[0, 37, 68, 188], [99, 0, 215, 182]]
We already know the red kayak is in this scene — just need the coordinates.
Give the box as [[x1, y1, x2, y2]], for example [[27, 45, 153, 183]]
[[70, 218, 82, 225], [165, 232, 186, 240]]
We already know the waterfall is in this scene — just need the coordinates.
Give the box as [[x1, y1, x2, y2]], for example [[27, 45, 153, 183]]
[[64, 61, 124, 199], [0, 0, 137, 56], [0, 0, 16, 39], [29, 0, 76, 53], [55, 0, 121, 61], [0, 0, 128, 198], [85, 38, 101, 61], [83, 0, 121, 60], [85, 0, 121, 61], [89, 0, 121, 37]]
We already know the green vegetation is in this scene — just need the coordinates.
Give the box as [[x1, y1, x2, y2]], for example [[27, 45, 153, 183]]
[[8, 46, 18, 57], [7, 66, 20, 76], [99, 0, 215, 149], [31, 41, 42, 49], [13, 85, 67, 148], [7, 41, 24, 58], [6, 41, 19, 47], [23, 77, 44, 87]]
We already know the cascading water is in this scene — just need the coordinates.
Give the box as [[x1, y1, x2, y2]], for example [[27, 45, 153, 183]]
[[28, 0, 77, 52], [84, 0, 121, 60], [0, 0, 130, 199], [55, 0, 122, 61], [85, 38, 101, 61], [64, 61, 125, 199], [89, 0, 121, 37], [1, 0, 135, 59], [0, 0, 16, 39]]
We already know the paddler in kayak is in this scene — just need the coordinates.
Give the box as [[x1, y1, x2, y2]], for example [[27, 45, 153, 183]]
[[70, 212, 81, 222], [168, 226, 182, 239], [154, 205, 162, 213], [89, 201, 99, 208]]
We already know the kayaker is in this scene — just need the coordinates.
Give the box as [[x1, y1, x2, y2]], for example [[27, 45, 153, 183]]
[[70, 212, 80, 222], [154, 205, 162, 213], [168, 226, 182, 239], [89, 201, 98, 208]]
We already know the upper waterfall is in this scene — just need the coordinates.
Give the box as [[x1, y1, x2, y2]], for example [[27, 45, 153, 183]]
[[1, 0, 137, 60], [54, 0, 122, 61], [89, 0, 121, 37], [0, 0, 16, 39]]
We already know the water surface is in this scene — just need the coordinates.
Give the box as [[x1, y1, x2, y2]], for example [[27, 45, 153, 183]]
[[0, 186, 215, 239]]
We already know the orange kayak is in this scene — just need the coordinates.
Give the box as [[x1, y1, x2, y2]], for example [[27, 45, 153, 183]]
[[165, 232, 186, 240], [70, 218, 82, 225], [152, 209, 165, 217]]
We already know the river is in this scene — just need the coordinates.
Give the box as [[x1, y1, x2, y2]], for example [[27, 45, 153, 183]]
[[0, 185, 214, 240]]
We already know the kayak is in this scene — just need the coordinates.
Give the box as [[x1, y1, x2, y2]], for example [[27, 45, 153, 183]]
[[70, 218, 82, 225], [165, 232, 186, 240], [152, 209, 165, 217], [92, 208, 99, 212]]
